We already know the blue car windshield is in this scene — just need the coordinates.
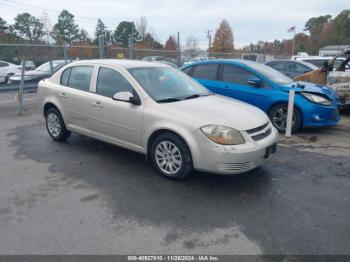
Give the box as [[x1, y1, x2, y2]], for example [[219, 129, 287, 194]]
[[128, 67, 210, 102], [249, 63, 294, 85]]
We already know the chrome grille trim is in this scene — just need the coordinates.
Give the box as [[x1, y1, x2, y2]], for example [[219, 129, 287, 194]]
[[217, 156, 265, 171], [251, 127, 272, 141], [246, 122, 269, 134]]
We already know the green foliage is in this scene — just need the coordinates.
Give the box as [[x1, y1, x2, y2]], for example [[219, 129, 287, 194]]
[[13, 13, 44, 42], [78, 28, 91, 43], [52, 10, 79, 44], [95, 19, 105, 39], [113, 21, 139, 48], [0, 17, 8, 31]]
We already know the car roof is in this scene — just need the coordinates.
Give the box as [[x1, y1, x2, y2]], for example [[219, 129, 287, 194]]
[[266, 59, 318, 69], [182, 59, 260, 67], [66, 59, 169, 69]]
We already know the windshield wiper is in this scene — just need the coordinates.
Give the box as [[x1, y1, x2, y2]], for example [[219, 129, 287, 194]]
[[182, 93, 211, 100], [156, 97, 182, 103]]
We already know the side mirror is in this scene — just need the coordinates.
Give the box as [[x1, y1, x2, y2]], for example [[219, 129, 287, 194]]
[[113, 91, 141, 105], [247, 77, 262, 87]]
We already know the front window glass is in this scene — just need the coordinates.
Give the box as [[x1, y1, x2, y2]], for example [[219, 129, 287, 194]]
[[96, 67, 133, 98], [128, 67, 210, 102], [249, 62, 293, 85], [222, 65, 258, 85]]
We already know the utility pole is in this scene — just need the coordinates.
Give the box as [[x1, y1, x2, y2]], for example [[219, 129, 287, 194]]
[[206, 30, 212, 50], [206, 30, 212, 57], [128, 26, 134, 59], [177, 32, 180, 67]]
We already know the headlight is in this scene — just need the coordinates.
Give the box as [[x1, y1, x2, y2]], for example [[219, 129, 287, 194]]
[[201, 125, 245, 145], [301, 93, 332, 106]]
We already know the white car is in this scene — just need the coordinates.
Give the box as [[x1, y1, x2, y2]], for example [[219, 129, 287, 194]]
[[38, 60, 278, 180], [0, 60, 22, 84]]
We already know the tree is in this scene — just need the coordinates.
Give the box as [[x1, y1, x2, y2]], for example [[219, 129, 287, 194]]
[[95, 18, 105, 40], [0, 17, 8, 31], [136, 33, 163, 49], [52, 10, 79, 44], [136, 16, 147, 40], [78, 28, 90, 43], [14, 13, 45, 42], [333, 10, 350, 44], [212, 19, 234, 52], [294, 33, 310, 53], [184, 35, 198, 51], [164, 35, 177, 50], [304, 15, 331, 54], [113, 21, 139, 48]]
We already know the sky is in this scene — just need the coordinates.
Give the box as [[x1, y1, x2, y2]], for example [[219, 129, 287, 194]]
[[0, 0, 349, 48]]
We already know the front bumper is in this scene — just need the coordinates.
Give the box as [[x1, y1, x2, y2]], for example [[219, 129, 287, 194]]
[[302, 103, 341, 128], [192, 124, 279, 175]]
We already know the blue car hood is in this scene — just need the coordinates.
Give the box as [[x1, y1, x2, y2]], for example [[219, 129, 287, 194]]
[[279, 81, 337, 100]]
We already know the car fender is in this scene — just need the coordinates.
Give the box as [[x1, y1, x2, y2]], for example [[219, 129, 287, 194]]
[[142, 120, 199, 166]]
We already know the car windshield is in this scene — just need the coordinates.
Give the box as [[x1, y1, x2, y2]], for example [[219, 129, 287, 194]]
[[36, 61, 62, 72], [128, 67, 210, 102], [249, 62, 294, 85]]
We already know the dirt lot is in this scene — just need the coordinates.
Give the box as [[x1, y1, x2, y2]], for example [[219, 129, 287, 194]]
[[0, 92, 349, 255]]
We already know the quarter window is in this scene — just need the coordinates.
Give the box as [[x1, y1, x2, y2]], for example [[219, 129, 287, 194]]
[[68, 66, 93, 91], [222, 65, 257, 85], [96, 67, 133, 98], [192, 64, 218, 80], [181, 66, 193, 76], [60, 68, 71, 86]]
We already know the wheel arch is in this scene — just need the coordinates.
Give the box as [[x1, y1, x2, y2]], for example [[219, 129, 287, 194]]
[[267, 101, 304, 128], [146, 128, 193, 163]]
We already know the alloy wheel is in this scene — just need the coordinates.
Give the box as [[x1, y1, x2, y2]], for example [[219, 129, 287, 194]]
[[155, 141, 183, 176]]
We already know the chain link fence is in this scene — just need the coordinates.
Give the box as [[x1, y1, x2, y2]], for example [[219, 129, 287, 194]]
[[0, 42, 290, 114]]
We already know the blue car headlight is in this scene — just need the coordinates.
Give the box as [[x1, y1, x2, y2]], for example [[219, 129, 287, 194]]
[[301, 93, 332, 106]]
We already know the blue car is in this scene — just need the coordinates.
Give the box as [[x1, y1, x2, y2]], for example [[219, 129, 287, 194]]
[[181, 60, 340, 132]]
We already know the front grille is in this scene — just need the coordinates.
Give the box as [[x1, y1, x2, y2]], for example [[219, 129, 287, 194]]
[[217, 156, 265, 171], [251, 127, 272, 141], [246, 122, 269, 134]]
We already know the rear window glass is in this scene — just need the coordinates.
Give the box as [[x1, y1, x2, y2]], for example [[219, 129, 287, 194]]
[[67, 66, 93, 92], [192, 64, 218, 80]]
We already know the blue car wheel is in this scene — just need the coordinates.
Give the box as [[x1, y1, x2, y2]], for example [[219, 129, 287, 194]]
[[269, 104, 302, 133]]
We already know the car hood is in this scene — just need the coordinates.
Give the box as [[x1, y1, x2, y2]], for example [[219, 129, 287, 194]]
[[279, 81, 337, 100], [161, 95, 269, 131]]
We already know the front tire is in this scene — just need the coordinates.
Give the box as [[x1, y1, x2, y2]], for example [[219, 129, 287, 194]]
[[150, 133, 193, 180], [269, 104, 302, 133], [45, 108, 71, 141]]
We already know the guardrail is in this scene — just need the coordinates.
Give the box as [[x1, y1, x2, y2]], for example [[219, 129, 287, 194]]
[[0, 83, 38, 93]]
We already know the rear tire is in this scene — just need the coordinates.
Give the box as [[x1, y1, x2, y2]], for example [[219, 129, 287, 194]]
[[45, 108, 71, 142], [150, 132, 193, 180], [269, 104, 302, 133]]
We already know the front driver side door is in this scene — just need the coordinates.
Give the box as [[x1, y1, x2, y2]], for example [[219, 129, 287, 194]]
[[218, 64, 275, 112], [88, 66, 143, 153]]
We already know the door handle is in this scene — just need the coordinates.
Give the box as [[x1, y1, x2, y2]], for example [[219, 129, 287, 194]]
[[59, 92, 68, 98], [92, 101, 103, 108]]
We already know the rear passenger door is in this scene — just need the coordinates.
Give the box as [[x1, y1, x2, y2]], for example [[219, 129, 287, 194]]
[[191, 63, 221, 93], [59, 65, 95, 134]]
